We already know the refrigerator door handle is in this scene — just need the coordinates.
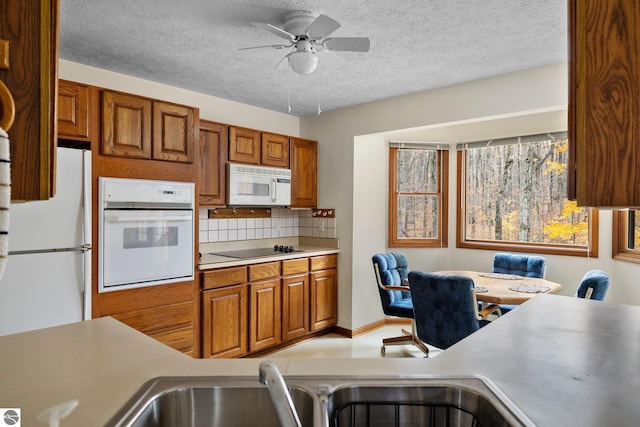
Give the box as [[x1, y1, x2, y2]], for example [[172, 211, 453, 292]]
[[9, 246, 91, 255]]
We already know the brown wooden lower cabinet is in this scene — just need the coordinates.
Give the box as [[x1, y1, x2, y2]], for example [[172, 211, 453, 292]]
[[202, 284, 248, 358], [310, 267, 338, 332], [249, 278, 281, 352], [200, 254, 337, 358], [282, 273, 310, 341], [111, 301, 196, 355]]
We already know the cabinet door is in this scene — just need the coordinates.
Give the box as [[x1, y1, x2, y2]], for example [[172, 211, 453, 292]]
[[290, 137, 318, 208], [569, 0, 640, 206], [101, 91, 152, 159], [153, 101, 194, 163], [198, 120, 228, 206], [249, 278, 281, 352], [1, 0, 58, 200], [202, 285, 247, 358], [57, 80, 90, 142], [310, 268, 337, 331], [282, 273, 310, 341], [261, 132, 290, 168], [229, 126, 261, 164]]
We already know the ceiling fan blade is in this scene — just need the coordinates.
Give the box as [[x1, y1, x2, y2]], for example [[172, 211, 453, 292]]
[[323, 37, 370, 52], [238, 43, 291, 51], [263, 22, 296, 41], [274, 51, 291, 71], [305, 14, 341, 39]]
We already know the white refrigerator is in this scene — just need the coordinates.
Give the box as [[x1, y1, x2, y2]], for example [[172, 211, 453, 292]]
[[0, 147, 91, 336]]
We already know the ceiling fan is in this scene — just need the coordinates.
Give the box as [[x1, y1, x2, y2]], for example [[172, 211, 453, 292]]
[[240, 11, 370, 75]]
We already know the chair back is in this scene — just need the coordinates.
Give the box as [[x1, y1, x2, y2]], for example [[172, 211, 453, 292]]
[[372, 253, 410, 316], [492, 252, 546, 278], [408, 271, 479, 350], [575, 270, 609, 300]]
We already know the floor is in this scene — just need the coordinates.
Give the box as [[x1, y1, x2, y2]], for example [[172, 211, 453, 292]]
[[266, 325, 443, 359]]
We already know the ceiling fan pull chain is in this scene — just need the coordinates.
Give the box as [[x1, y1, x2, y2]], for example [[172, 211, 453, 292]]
[[287, 87, 292, 113], [317, 90, 322, 115]]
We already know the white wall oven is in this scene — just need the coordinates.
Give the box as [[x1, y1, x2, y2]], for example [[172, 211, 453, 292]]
[[98, 178, 194, 293]]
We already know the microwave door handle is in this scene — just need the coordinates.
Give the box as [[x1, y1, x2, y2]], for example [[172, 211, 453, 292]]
[[272, 178, 277, 202]]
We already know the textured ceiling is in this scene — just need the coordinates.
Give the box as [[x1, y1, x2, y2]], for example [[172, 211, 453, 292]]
[[59, 0, 567, 117]]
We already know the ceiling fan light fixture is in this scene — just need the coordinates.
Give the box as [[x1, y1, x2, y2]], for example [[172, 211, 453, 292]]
[[288, 50, 319, 75]]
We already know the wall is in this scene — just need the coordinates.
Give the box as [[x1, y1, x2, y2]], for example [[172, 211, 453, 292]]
[[301, 62, 638, 331]]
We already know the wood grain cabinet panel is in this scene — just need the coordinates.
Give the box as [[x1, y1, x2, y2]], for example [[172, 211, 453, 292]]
[[249, 278, 281, 352], [202, 266, 247, 290], [198, 120, 228, 206], [289, 137, 318, 208], [229, 126, 261, 164], [310, 256, 337, 332], [101, 90, 152, 159], [568, 0, 640, 206], [282, 273, 309, 341], [153, 101, 194, 163], [1, 0, 58, 200], [202, 285, 248, 358], [261, 132, 290, 168], [57, 79, 90, 142]]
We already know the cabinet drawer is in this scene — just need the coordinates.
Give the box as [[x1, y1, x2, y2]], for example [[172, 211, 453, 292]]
[[111, 301, 193, 334], [282, 258, 309, 275], [310, 254, 337, 271], [150, 326, 194, 353], [202, 266, 248, 290], [249, 261, 281, 281]]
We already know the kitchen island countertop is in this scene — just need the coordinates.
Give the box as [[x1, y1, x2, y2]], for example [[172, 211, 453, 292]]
[[1, 294, 639, 426]]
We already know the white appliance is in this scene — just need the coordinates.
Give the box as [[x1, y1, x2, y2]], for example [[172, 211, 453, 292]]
[[98, 178, 194, 293], [0, 147, 91, 336], [227, 163, 291, 207]]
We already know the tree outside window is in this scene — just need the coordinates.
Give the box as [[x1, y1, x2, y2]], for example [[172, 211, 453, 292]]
[[457, 133, 598, 257], [389, 146, 448, 247], [613, 209, 640, 263]]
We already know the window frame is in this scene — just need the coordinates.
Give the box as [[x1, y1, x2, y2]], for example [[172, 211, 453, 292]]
[[613, 209, 640, 263], [456, 147, 599, 258], [388, 146, 448, 248]]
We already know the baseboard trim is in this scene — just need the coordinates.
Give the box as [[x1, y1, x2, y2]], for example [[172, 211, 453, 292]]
[[334, 318, 412, 338]]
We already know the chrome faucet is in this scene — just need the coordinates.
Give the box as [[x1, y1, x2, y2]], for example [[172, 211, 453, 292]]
[[259, 361, 302, 427]]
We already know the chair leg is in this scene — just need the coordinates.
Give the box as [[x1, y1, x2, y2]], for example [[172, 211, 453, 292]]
[[380, 320, 429, 357]]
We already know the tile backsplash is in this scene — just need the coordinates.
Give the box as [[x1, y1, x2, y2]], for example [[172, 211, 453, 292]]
[[199, 208, 337, 243]]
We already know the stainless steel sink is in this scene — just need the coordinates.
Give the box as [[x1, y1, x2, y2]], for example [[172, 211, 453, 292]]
[[107, 376, 533, 427]]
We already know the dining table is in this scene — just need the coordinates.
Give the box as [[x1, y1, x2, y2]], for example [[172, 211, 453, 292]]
[[433, 270, 563, 305]]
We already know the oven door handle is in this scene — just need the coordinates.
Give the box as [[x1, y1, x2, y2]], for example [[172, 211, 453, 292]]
[[104, 214, 193, 222]]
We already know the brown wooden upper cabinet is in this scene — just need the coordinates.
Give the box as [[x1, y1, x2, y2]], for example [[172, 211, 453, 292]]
[[101, 90, 195, 163], [228, 126, 261, 164], [229, 126, 290, 168], [261, 132, 289, 168], [289, 137, 318, 208], [198, 120, 228, 206], [1, 0, 58, 200], [57, 80, 91, 143], [568, 0, 640, 207]]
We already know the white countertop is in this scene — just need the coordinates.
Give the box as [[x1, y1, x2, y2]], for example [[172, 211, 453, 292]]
[[1, 294, 639, 426]]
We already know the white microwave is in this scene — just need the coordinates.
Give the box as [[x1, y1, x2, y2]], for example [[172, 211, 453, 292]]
[[227, 163, 291, 207]]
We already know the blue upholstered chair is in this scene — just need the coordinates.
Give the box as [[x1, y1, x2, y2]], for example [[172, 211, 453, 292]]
[[492, 252, 547, 278], [372, 253, 429, 356], [575, 270, 609, 300], [408, 271, 490, 354], [492, 252, 547, 314]]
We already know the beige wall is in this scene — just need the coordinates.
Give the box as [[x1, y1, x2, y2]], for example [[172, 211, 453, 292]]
[[301, 62, 640, 330]]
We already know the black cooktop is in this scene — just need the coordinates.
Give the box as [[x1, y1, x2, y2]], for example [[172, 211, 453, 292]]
[[209, 247, 302, 259]]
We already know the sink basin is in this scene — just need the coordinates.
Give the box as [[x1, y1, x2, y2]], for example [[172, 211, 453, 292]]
[[326, 377, 529, 427], [108, 376, 533, 427], [108, 377, 315, 427]]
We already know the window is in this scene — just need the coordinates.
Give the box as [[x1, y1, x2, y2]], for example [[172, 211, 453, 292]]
[[389, 145, 448, 247], [613, 209, 640, 263], [457, 132, 598, 257]]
